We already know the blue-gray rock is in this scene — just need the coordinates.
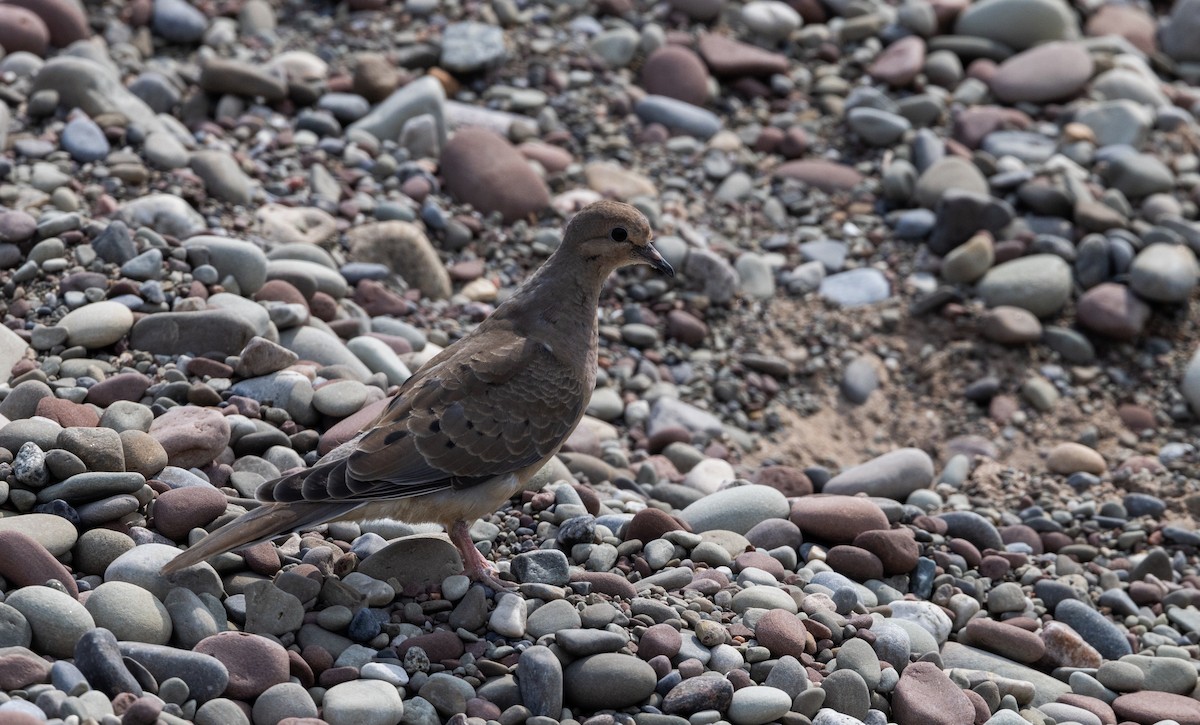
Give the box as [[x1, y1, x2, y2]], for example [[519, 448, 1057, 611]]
[[119, 641, 230, 702], [1054, 599, 1132, 660], [841, 357, 879, 404], [936, 511, 1003, 551], [819, 268, 890, 307], [74, 628, 143, 698], [153, 0, 209, 43], [440, 22, 507, 73], [1103, 149, 1175, 198], [511, 549, 570, 586], [348, 76, 447, 153], [118, 194, 205, 238], [647, 396, 725, 439], [1129, 243, 1198, 303], [92, 221, 136, 264], [635, 96, 722, 139], [824, 448, 934, 500], [61, 115, 110, 163], [564, 653, 657, 710], [678, 484, 789, 534], [800, 240, 848, 272], [518, 645, 563, 718], [847, 107, 911, 146], [683, 247, 739, 303], [976, 254, 1072, 317], [953, 0, 1077, 51]]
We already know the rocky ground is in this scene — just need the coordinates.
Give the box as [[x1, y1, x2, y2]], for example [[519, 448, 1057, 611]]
[[1, 0, 1200, 725]]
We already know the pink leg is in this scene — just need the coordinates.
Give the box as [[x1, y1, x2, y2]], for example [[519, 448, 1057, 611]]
[[449, 519, 515, 591]]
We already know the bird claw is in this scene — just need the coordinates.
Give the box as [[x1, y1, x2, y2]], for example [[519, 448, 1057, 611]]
[[450, 519, 517, 592], [465, 562, 518, 592]]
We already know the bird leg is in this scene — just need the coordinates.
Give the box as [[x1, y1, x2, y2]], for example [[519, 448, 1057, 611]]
[[449, 519, 515, 591]]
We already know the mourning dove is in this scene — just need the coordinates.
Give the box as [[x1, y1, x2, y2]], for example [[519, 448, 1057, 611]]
[[161, 200, 674, 589]]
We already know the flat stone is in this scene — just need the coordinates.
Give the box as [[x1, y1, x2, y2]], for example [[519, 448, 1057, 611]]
[[976, 254, 1072, 317], [823, 448, 934, 500]]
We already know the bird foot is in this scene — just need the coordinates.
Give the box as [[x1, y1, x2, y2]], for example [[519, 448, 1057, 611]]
[[449, 519, 517, 592], [464, 560, 518, 592]]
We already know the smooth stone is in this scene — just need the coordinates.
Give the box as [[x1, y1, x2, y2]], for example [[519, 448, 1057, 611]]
[[116, 643, 226, 705], [1129, 243, 1198, 303], [563, 653, 656, 710], [83, 581, 172, 644], [824, 448, 934, 500], [976, 254, 1072, 316], [954, 0, 1077, 50], [183, 236, 268, 294], [5, 586, 95, 658], [819, 268, 890, 307], [58, 301, 134, 348], [678, 484, 788, 534], [1055, 599, 1133, 660], [635, 95, 722, 139], [727, 686, 793, 725], [989, 41, 1093, 103]]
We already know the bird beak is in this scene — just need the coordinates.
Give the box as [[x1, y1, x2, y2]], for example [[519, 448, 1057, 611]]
[[637, 243, 675, 277]]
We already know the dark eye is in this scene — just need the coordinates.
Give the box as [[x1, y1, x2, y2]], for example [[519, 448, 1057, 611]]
[[610, 227, 628, 242]]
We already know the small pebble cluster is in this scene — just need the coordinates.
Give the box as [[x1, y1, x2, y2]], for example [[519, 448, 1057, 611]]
[[1, 1, 1200, 725]]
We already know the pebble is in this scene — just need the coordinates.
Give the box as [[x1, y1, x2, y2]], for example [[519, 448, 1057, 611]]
[[83, 581, 171, 645], [1129, 243, 1198, 303], [322, 679, 405, 725], [790, 496, 889, 543], [678, 484, 788, 534], [728, 686, 793, 725], [824, 448, 934, 500], [4, 586, 95, 659], [58, 301, 135, 349], [564, 653, 656, 710], [976, 254, 1073, 317]]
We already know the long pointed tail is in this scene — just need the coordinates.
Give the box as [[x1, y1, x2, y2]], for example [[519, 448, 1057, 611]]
[[160, 501, 361, 575]]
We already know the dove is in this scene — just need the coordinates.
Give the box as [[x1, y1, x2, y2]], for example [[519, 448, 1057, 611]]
[[161, 200, 674, 589]]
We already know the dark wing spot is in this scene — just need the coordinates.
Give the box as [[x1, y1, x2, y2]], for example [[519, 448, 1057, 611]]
[[445, 440, 456, 449], [384, 429, 408, 444], [429, 420, 441, 433]]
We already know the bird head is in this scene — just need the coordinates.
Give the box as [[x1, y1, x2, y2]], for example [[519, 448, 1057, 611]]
[[562, 200, 675, 277]]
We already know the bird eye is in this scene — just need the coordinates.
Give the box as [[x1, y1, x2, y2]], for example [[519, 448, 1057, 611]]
[[610, 227, 628, 242]]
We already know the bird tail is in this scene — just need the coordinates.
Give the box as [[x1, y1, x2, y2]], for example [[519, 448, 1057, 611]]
[[159, 500, 361, 575]]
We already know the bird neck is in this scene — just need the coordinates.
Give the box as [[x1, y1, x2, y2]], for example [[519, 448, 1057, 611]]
[[525, 250, 613, 320]]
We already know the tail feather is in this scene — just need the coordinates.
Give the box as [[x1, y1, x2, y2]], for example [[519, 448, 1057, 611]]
[[160, 501, 361, 575]]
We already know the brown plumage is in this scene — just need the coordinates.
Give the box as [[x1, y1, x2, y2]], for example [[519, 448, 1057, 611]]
[[160, 200, 673, 588]]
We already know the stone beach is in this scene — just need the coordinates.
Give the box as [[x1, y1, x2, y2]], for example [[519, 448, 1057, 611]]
[[1, 0, 1200, 725]]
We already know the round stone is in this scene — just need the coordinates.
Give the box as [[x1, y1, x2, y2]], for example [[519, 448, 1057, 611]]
[[976, 254, 1072, 317], [823, 448, 934, 500], [84, 581, 172, 645], [4, 586, 95, 658], [789, 495, 889, 543], [564, 653, 656, 710], [1129, 243, 1198, 303], [58, 301, 135, 349], [322, 679, 405, 725], [728, 685, 793, 725], [193, 631, 290, 700], [678, 484, 789, 534], [252, 682, 319, 724], [641, 46, 709, 106], [1046, 442, 1106, 475]]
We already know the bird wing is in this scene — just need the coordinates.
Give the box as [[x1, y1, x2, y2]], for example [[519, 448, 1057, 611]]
[[260, 328, 587, 504]]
